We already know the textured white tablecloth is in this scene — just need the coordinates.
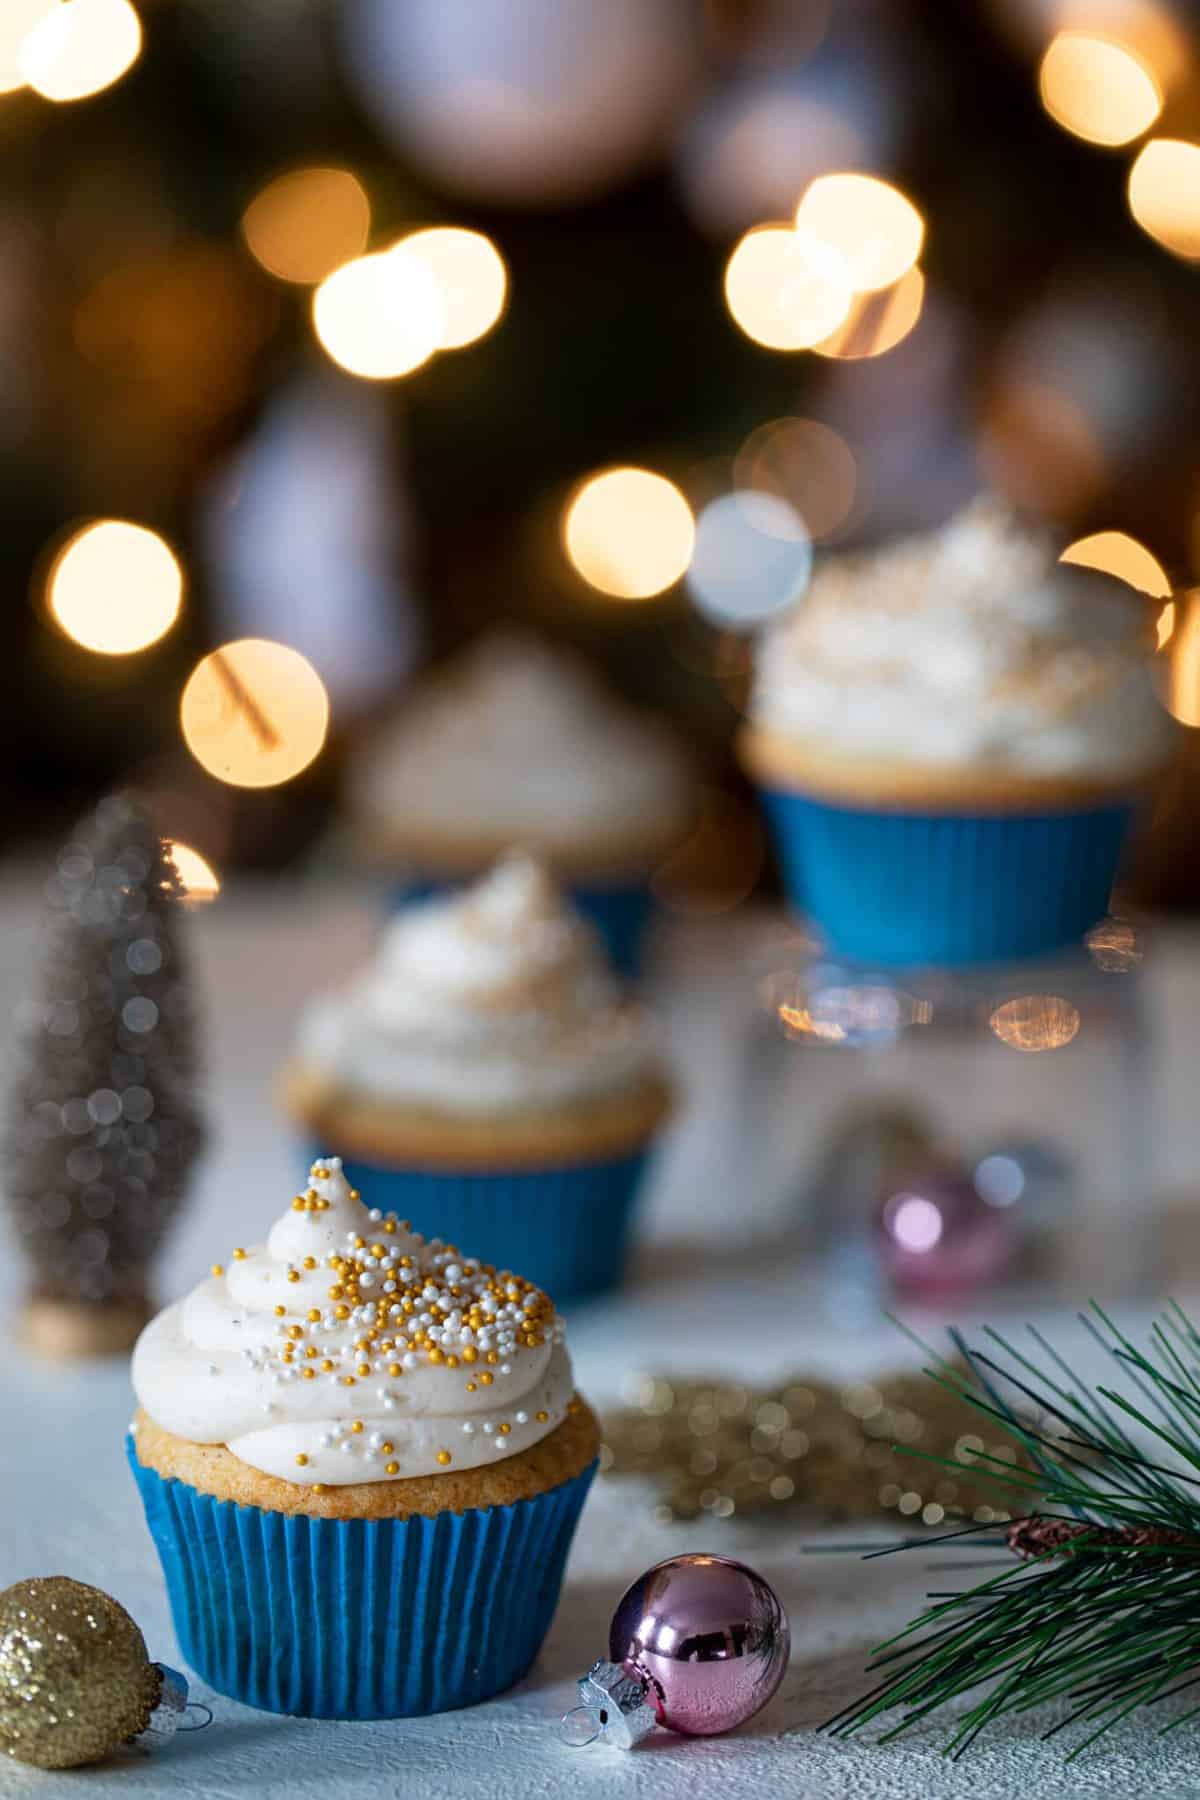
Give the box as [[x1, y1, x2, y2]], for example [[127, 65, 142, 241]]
[[2, 885, 1199, 1799]]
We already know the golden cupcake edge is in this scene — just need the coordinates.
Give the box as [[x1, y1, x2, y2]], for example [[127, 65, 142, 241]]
[[130, 1398, 600, 1521], [278, 1064, 674, 1171], [738, 722, 1171, 815]]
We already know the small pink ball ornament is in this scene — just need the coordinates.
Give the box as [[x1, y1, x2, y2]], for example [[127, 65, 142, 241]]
[[566, 1554, 790, 1748]]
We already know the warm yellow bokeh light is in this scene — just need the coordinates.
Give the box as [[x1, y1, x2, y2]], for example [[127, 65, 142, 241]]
[[312, 247, 444, 380], [1039, 32, 1161, 147], [20, 0, 141, 103], [794, 173, 924, 293], [1060, 530, 1170, 597], [1163, 592, 1200, 725], [48, 520, 183, 655], [813, 266, 925, 360], [165, 841, 221, 905], [1158, 601, 1176, 649], [180, 639, 329, 789], [989, 995, 1082, 1053], [241, 168, 370, 286], [400, 227, 508, 350], [563, 467, 695, 600], [0, 0, 52, 94], [724, 225, 853, 351], [1128, 138, 1200, 260]]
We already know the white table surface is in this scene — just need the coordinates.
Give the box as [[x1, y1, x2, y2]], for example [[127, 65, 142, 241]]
[[2, 884, 1200, 1800]]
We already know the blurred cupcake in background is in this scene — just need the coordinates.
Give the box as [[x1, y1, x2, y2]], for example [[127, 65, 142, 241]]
[[346, 632, 695, 975], [741, 500, 1175, 967], [280, 854, 673, 1302], [129, 1156, 598, 1718]]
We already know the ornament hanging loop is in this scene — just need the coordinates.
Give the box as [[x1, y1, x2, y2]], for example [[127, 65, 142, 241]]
[[567, 1660, 658, 1750], [559, 1704, 604, 1748]]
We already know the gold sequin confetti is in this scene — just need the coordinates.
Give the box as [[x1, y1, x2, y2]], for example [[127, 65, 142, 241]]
[[599, 1364, 1030, 1523]]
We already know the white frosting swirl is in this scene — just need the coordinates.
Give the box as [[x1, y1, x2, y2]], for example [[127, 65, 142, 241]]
[[132, 1157, 575, 1485], [297, 854, 660, 1112], [752, 500, 1173, 777], [350, 632, 693, 862]]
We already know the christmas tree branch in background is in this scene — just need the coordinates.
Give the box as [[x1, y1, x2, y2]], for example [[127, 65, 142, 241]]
[[825, 1304, 1200, 1760]]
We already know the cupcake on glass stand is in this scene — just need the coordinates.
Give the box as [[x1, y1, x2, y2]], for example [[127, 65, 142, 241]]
[[279, 854, 673, 1304], [740, 500, 1174, 967], [346, 632, 695, 975], [128, 1156, 599, 1718]]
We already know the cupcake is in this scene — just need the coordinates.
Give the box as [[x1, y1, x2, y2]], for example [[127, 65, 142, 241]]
[[280, 854, 673, 1304], [347, 632, 695, 975], [741, 500, 1174, 967], [128, 1156, 599, 1719]]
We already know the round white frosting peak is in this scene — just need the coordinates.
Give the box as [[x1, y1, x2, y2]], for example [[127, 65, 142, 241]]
[[751, 499, 1173, 777], [350, 631, 693, 860], [132, 1156, 575, 1486], [297, 854, 661, 1113]]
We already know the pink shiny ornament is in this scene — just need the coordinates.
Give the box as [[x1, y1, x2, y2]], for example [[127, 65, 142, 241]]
[[877, 1164, 1016, 1299], [608, 1553, 789, 1737]]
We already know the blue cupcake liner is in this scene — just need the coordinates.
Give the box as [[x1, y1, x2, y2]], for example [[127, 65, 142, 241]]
[[389, 874, 654, 979], [313, 1146, 650, 1307], [128, 1436, 596, 1719], [761, 785, 1135, 967]]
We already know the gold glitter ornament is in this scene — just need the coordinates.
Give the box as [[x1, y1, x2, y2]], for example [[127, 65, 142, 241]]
[[0, 1577, 186, 1768]]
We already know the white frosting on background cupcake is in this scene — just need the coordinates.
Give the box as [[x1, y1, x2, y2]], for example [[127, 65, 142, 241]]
[[752, 500, 1173, 777], [132, 1157, 575, 1485], [349, 632, 694, 865], [298, 854, 661, 1112]]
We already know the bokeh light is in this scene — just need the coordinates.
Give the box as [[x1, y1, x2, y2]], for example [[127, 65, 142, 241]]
[[0, 0, 52, 94], [1038, 32, 1161, 147], [400, 227, 508, 349], [180, 639, 330, 788], [981, 375, 1106, 517], [1060, 530, 1170, 596], [312, 247, 445, 379], [794, 172, 924, 293], [563, 467, 694, 600], [882, 1193, 943, 1254], [989, 995, 1082, 1053], [723, 225, 853, 350], [1163, 591, 1200, 726], [1157, 601, 1175, 649], [47, 521, 183, 655], [733, 417, 857, 540], [1128, 139, 1200, 260], [20, 0, 142, 103], [687, 492, 812, 630], [813, 266, 925, 360], [165, 841, 221, 905], [241, 168, 370, 286]]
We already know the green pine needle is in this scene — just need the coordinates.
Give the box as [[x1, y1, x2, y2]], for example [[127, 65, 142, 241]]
[[825, 1305, 1200, 1761]]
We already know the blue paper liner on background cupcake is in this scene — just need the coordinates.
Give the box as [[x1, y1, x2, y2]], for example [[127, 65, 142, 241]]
[[760, 786, 1137, 967], [389, 873, 654, 980], [285, 855, 674, 1305], [310, 1143, 651, 1304], [128, 1439, 595, 1719], [743, 500, 1176, 968]]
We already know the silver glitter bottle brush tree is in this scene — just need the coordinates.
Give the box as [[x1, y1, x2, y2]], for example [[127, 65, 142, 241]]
[[4, 793, 206, 1357]]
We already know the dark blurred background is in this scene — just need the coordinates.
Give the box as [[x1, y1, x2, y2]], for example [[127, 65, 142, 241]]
[[4, 0, 1200, 897]]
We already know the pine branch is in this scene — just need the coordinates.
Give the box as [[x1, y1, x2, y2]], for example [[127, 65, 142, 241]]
[[825, 1305, 1200, 1760]]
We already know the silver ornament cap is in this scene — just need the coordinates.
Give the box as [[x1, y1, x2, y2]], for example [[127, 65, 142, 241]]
[[574, 1660, 658, 1749], [138, 1665, 189, 1745]]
